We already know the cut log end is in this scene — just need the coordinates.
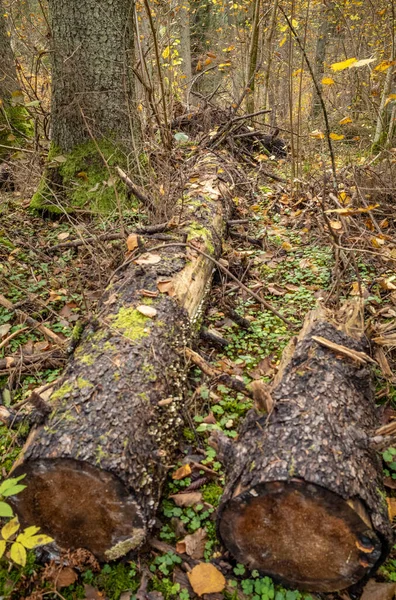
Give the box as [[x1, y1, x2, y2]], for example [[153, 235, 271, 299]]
[[219, 480, 383, 592], [11, 459, 146, 561]]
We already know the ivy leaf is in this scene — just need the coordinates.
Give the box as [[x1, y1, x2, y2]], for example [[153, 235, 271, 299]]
[[0, 501, 13, 518], [1, 517, 20, 540], [10, 541, 26, 566], [0, 474, 26, 497], [17, 531, 54, 549]]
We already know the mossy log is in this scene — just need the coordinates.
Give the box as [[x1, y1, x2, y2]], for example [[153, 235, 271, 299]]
[[11, 153, 231, 561], [217, 301, 393, 593]]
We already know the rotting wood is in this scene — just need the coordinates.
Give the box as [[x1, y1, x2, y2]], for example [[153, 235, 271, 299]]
[[10, 152, 231, 562], [217, 300, 393, 593]]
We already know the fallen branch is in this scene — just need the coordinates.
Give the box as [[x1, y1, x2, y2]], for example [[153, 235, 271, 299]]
[[115, 166, 154, 207]]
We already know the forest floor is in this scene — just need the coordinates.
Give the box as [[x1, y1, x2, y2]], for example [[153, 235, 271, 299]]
[[0, 145, 396, 600]]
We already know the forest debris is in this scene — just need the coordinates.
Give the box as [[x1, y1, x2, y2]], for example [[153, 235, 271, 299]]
[[188, 563, 226, 596], [248, 380, 274, 414], [115, 166, 154, 208], [360, 579, 396, 600], [386, 498, 396, 520], [172, 464, 192, 480], [176, 528, 207, 559], [311, 335, 376, 364], [169, 492, 203, 507], [127, 234, 139, 251], [0, 293, 64, 346], [134, 253, 162, 265], [136, 305, 157, 318], [157, 279, 176, 296]]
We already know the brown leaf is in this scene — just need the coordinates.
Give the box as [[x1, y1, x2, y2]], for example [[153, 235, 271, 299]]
[[177, 528, 207, 559], [361, 579, 396, 600], [188, 563, 226, 596], [136, 305, 157, 318], [157, 279, 176, 296], [56, 567, 78, 589], [172, 464, 192, 480], [83, 584, 105, 600], [267, 284, 286, 296], [139, 289, 159, 298], [0, 324, 11, 337], [203, 412, 217, 424], [34, 341, 51, 353], [387, 497, 396, 520], [57, 232, 70, 241], [134, 253, 162, 265], [126, 233, 139, 252], [170, 491, 203, 507]]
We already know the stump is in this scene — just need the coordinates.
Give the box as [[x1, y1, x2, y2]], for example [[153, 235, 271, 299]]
[[11, 153, 230, 561], [217, 302, 393, 592]]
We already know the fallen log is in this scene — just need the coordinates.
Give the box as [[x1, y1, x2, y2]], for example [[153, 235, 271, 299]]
[[217, 301, 393, 593], [10, 152, 231, 561]]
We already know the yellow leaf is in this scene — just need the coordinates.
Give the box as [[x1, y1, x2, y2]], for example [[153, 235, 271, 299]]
[[279, 35, 287, 47], [329, 133, 345, 140], [206, 52, 217, 58], [126, 233, 139, 252], [375, 60, 396, 72], [293, 68, 303, 77], [371, 237, 385, 248], [188, 563, 226, 596], [222, 45, 235, 52], [339, 116, 352, 125], [322, 77, 335, 85], [326, 204, 378, 216], [1, 517, 20, 540], [10, 541, 26, 566], [310, 130, 325, 139], [282, 241, 292, 251], [16, 532, 53, 549], [162, 46, 170, 59], [172, 464, 191, 480], [218, 62, 231, 68], [331, 57, 357, 71], [196, 60, 202, 72], [0, 540, 6, 559], [204, 58, 212, 66]]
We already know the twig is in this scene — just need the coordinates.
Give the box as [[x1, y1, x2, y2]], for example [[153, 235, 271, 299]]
[[311, 335, 376, 364], [115, 166, 155, 208], [231, 109, 272, 123], [0, 327, 29, 351], [0, 294, 65, 346]]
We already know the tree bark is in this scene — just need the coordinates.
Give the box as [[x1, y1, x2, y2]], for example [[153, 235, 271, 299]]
[[49, 0, 136, 151], [246, 0, 261, 116], [217, 302, 393, 593], [11, 153, 231, 562]]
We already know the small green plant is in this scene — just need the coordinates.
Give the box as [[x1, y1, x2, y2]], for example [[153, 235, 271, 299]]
[[383, 447, 396, 479], [0, 475, 53, 566]]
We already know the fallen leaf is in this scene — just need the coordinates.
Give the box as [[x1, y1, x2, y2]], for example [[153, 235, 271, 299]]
[[34, 341, 51, 353], [126, 233, 139, 252], [172, 464, 192, 480], [56, 567, 78, 589], [310, 130, 325, 139], [136, 305, 157, 318], [188, 563, 226, 596], [267, 284, 285, 296], [361, 579, 396, 600], [329, 220, 342, 231], [387, 497, 396, 520], [157, 279, 175, 296], [322, 77, 335, 85], [375, 60, 396, 72], [169, 491, 203, 507], [177, 528, 207, 559], [83, 584, 105, 599], [329, 133, 345, 140], [339, 116, 353, 125], [57, 232, 70, 241], [134, 253, 162, 265], [0, 324, 11, 337], [139, 289, 159, 298], [330, 57, 357, 71]]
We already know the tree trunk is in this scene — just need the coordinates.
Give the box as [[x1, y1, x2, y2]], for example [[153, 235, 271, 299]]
[[246, 0, 261, 116], [49, 0, 136, 152], [311, 2, 335, 119], [217, 302, 392, 593], [0, 1, 24, 156], [11, 153, 231, 562], [179, 1, 193, 94]]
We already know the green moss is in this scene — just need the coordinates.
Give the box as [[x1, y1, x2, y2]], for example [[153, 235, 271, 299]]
[[110, 307, 151, 341], [30, 139, 133, 214], [187, 221, 214, 254], [51, 381, 73, 401], [103, 341, 117, 351], [80, 354, 95, 366], [202, 482, 223, 506], [76, 377, 93, 389], [0, 102, 33, 157]]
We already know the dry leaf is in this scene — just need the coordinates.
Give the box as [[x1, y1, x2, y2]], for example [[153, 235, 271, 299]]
[[157, 279, 175, 296], [126, 234, 139, 252], [136, 305, 157, 318], [57, 232, 70, 241], [134, 253, 162, 265], [329, 220, 342, 231], [387, 497, 396, 520], [139, 289, 159, 298], [56, 567, 78, 589], [188, 563, 226, 596], [83, 584, 105, 599], [267, 284, 285, 296], [0, 324, 11, 337], [169, 491, 203, 507], [361, 579, 396, 600], [177, 528, 207, 559], [172, 464, 192, 480]]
